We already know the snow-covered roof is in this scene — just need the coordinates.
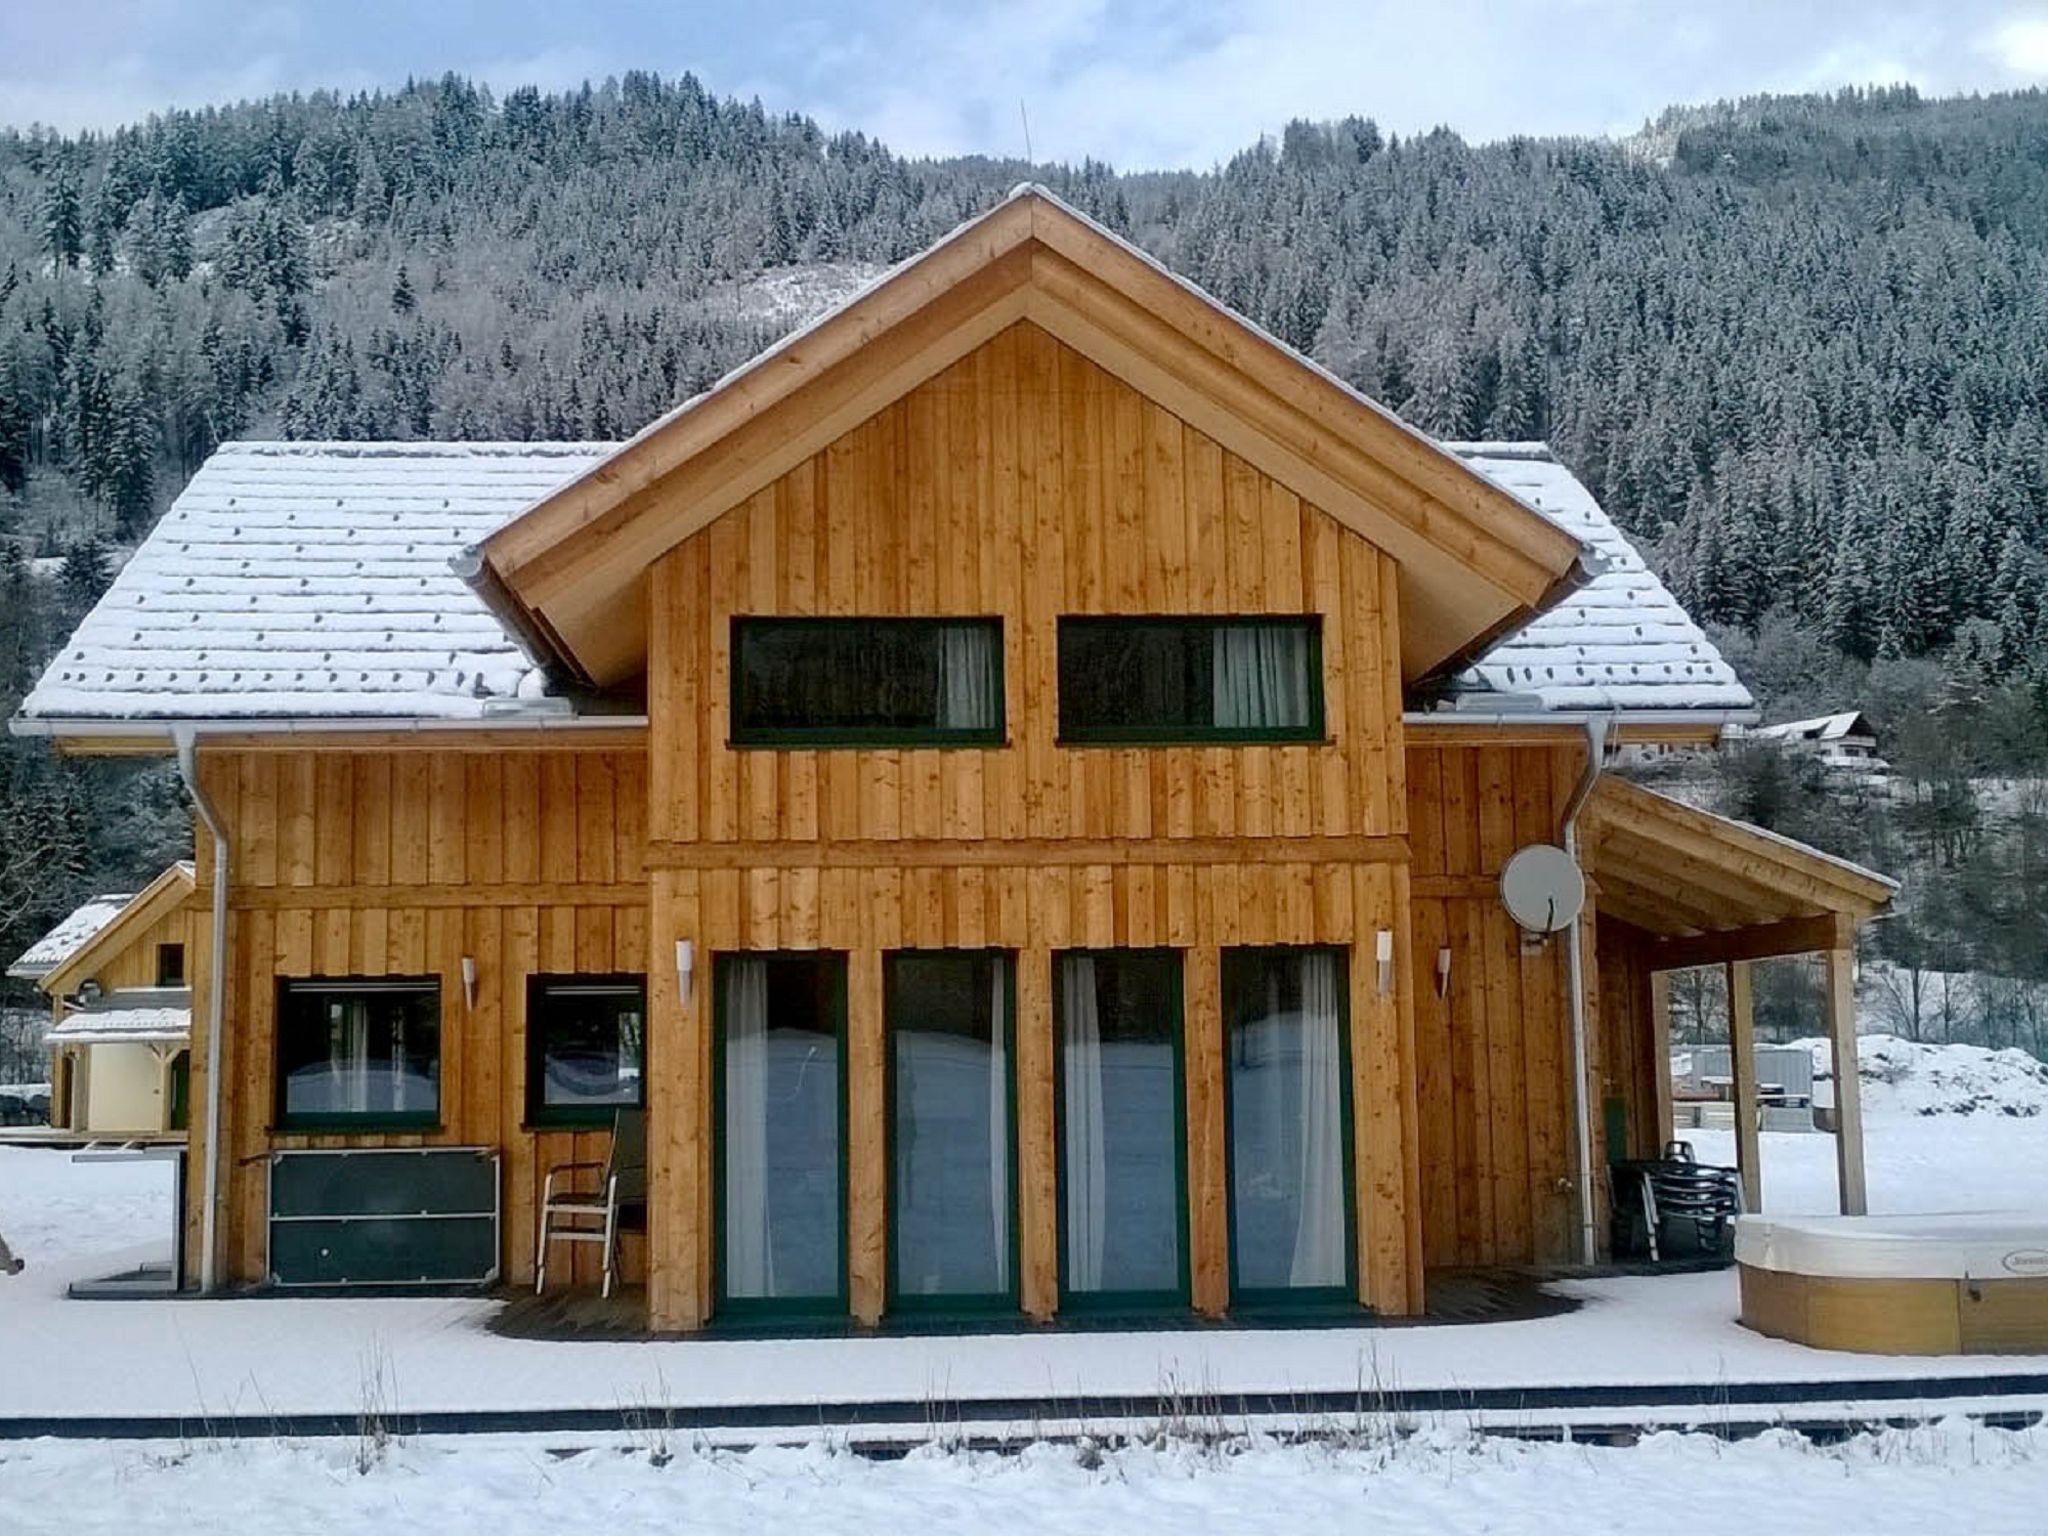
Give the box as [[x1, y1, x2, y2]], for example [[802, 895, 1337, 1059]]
[[7, 895, 136, 981], [1440, 443, 1755, 717], [1753, 711, 1875, 744], [15, 438, 1750, 728], [47, 1004, 190, 1046], [16, 441, 613, 723]]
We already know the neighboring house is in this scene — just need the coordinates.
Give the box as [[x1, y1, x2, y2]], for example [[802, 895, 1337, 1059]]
[[6, 864, 196, 1136], [9, 187, 1895, 1326], [1751, 711, 1888, 776]]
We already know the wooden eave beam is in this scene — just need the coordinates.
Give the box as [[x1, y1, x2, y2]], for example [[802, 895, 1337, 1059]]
[[1592, 825, 1811, 925], [1644, 912, 1857, 973]]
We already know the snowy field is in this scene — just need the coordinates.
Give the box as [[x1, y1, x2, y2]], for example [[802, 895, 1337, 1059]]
[[2, 1420, 2046, 1536], [3, 1041, 2047, 1532]]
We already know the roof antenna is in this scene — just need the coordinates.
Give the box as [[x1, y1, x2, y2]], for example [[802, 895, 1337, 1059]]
[[1019, 98, 1033, 165]]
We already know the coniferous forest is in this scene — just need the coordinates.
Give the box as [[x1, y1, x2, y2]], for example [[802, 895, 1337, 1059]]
[[4, 74, 2048, 1065]]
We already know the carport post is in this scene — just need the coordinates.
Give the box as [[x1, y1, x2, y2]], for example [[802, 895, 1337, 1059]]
[[1824, 938, 1867, 1216], [1725, 960, 1761, 1213]]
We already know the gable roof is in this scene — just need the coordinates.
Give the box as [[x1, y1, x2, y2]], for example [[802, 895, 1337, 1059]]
[[16, 443, 612, 725], [1437, 444, 1755, 718], [465, 184, 1588, 689], [33, 862, 196, 999], [8, 893, 135, 981]]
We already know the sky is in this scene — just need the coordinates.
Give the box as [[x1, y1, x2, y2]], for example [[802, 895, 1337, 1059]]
[[8, 1, 2048, 168]]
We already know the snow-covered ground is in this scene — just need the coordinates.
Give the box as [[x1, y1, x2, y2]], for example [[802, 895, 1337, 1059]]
[[4, 1038, 2047, 1532], [2, 1420, 2046, 1536]]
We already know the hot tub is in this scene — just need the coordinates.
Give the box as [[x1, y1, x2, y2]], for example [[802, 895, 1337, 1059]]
[[1737, 1212, 2048, 1355]]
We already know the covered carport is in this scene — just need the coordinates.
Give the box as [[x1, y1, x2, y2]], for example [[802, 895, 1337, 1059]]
[[1581, 777, 1898, 1217]]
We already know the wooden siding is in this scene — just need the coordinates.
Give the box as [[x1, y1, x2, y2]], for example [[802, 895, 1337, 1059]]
[[1406, 739, 1583, 1270], [645, 321, 1406, 853], [185, 746, 650, 1290]]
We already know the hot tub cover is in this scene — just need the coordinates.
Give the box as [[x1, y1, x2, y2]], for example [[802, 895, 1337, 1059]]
[[1736, 1212, 2048, 1281]]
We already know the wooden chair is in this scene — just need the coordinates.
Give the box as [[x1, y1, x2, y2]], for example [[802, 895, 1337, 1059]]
[[534, 1106, 646, 1298]]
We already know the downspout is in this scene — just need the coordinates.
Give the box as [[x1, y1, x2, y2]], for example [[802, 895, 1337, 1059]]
[[174, 727, 230, 1294], [1559, 714, 1612, 1267]]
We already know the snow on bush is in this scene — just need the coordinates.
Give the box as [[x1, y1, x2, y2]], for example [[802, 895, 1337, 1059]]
[[1795, 1033, 2048, 1117]]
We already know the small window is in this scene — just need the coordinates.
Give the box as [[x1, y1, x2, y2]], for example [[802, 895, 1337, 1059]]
[[1057, 617, 1324, 744], [527, 975, 646, 1127], [156, 942, 186, 988], [731, 617, 1003, 747], [276, 979, 440, 1131]]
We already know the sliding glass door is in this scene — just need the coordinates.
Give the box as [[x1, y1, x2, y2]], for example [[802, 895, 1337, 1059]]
[[1055, 949, 1188, 1310], [886, 951, 1016, 1312], [716, 952, 846, 1319], [1222, 947, 1353, 1305]]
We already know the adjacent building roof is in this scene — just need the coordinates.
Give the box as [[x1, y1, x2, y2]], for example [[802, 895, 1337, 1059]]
[[16, 443, 611, 724], [35, 863, 197, 1000], [1753, 711, 1876, 745], [7, 895, 136, 981], [1440, 444, 1754, 717]]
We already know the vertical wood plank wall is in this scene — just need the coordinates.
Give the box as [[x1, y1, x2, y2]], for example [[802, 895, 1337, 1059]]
[[185, 746, 649, 1290], [642, 320, 1421, 1330]]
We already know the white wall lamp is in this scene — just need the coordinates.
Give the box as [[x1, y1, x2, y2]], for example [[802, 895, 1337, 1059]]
[[1435, 946, 1453, 999], [1376, 929, 1395, 996], [460, 955, 477, 1012], [675, 939, 696, 1007]]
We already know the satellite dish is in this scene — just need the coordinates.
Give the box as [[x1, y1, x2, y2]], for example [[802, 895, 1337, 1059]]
[[1499, 844, 1586, 934]]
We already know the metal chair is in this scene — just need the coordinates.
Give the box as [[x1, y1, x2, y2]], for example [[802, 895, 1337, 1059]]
[[534, 1106, 646, 1298], [1611, 1153, 1742, 1263]]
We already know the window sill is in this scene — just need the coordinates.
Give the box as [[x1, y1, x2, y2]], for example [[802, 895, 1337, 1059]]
[[1056, 734, 1333, 749], [270, 1117, 443, 1136], [729, 736, 1010, 751], [520, 1115, 638, 1134]]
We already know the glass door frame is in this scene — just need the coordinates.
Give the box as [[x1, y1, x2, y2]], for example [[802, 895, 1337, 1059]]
[[1219, 944, 1359, 1312], [711, 950, 851, 1324], [1052, 946, 1192, 1315], [882, 948, 1022, 1318]]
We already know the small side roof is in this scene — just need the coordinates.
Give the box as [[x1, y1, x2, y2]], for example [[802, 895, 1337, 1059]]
[[47, 1002, 190, 1046], [15, 442, 612, 725], [8, 894, 136, 981], [1439, 444, 1755, 719]]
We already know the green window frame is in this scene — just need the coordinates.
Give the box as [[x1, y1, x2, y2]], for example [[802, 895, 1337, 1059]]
[[730, 616, 1006, 748], [524, 974, 646, 1129], [1052, 947, 1192, 1315], [712, 951, 850, 1324], [1220, 945, 1359, 1312], [884, 949, 1021, 1317], [274, 977, 441, 1133], [1055, 615, 1326, 745]]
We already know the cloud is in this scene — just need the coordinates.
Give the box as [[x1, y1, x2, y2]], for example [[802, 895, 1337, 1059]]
[[1987, 12, 2048, 74]]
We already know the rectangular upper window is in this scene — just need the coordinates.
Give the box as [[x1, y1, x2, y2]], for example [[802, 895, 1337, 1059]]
[[1057, 617, 1325, 744], [156, 942, 186, 988], [275, 978, 440, 1131], [731, 617, 1004, 747], [527, 976, 646, 1128]]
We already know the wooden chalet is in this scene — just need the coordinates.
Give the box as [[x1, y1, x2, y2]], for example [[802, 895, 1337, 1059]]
[[7, 863, 197, 1137], [11, 187, 1894, 1329]]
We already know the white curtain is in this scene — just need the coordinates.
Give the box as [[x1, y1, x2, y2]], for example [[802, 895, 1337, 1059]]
[[1213, 625, 1312, 731], [988, 963, 1010, 1292], [937, 623, 999, 731], [1290, 952, 1346, 1288], [1061, 957, 1107, 1292], [724, 959, 776, 1298]]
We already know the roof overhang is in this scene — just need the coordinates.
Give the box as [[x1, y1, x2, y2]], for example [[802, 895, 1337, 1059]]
[[467, 185, 1589, 692], [1583, 777, 1897, 969]]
